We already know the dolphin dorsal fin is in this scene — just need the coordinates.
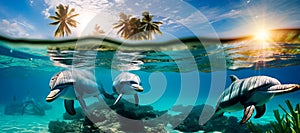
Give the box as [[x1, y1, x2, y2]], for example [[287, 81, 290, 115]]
[[230, 75, 239, 82]]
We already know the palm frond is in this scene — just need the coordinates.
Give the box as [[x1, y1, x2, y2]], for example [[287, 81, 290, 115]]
[[68, 8, 75, 15], [54, 23, 64, 37], [49, 21, 60, 25], [113, 22, 124, 29], [65, 24, 71, 36], [68, 13, 79, 19], [67, 19, 77, 27], [153, 21, 163, 25], [55, 12, 61, 18], [49, 16, 59, 20], [49, 4, 79, 37]]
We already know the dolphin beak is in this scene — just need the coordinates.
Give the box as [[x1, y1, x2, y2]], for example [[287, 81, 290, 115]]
[[268, 84, 300, 95], [136, 86, 143, 92], [132, 85, 143, 92], [46, 88, 62, 102]]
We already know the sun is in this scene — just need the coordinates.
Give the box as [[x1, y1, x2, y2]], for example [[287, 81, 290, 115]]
[[254, 29, 270, 41]]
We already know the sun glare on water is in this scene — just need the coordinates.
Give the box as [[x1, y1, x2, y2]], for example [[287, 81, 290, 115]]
[[254, 29, 270, 41]]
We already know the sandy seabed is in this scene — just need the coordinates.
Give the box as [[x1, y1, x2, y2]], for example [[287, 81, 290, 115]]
[[0, 101, 65, 133]]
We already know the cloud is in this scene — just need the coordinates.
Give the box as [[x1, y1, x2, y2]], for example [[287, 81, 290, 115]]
[[42, 8, 50, 18], [42, 0, 298, 39], [0, 19, 33, 38], [0, 18, 46, 39], [29, 0, 34, 6], [178, 12, 208, 26], [115, 0, 125, 4], [217, 9, 241, 20], [16, 19, 35, 31], [43, 0, 195, 38]]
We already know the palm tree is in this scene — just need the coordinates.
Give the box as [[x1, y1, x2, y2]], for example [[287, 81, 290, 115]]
[[113, 12, 134, 39], [140, 11, 163, 40], [127, 17, 147, 40], [92, 24, 105, 36], [49, 4, 79, 38], [113, 12, 163, 40]]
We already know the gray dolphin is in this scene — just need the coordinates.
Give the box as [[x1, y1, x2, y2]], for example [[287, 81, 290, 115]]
[[214, 75, 300, 124], [46, 69, 101, 115], [113, 72, 143, 106]]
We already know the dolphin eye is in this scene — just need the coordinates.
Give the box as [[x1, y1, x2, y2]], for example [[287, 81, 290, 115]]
[[129, 81, 138, 85]]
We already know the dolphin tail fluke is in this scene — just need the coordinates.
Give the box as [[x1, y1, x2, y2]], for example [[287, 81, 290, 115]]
[[113, 94, 123, 105], [254, 104, 266, 118], [64, 100, 76, 115], [134, 94, 139, 106], [240, 105, 255, 124]]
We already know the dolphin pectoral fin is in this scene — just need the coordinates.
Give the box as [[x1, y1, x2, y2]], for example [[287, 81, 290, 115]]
[[134, 94, 139, 106], [230, 75, 239, 82], [240, 105, 255, 124], [254, 104, 266, 118], [64, 100, 76, 115], [113, 94, 123, 105]]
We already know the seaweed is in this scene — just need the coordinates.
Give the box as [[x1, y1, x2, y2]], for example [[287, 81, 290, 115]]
[[278, 100, 300, 133], [247, 100, 300, 133], [247, 121, 264, 133], [270, 109, 291, 133]]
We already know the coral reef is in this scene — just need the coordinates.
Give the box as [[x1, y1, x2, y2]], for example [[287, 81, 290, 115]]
[[49, 108, 168, 133], [247, 100, 300, 133], [48, 101, 254, 132], [4, 97, 50, 116], [4, 102, 24, 115], [170, 104, 249, 133], [48, 99, 168, 132], [48, 120, 83, 133]]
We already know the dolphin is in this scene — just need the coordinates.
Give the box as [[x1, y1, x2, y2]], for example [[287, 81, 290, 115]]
[[113, 72, 144, 106], [214, 75, 300, 124], [46, 69, 101, 115]]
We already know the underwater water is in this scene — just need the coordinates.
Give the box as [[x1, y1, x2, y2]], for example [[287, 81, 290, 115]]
[[0, 32, 300, 132]]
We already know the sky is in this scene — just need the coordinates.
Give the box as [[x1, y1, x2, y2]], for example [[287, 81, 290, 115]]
[[0, 0, 299, 40]]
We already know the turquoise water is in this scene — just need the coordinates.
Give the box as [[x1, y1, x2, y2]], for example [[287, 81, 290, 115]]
[[0, 35, 300, 132]]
